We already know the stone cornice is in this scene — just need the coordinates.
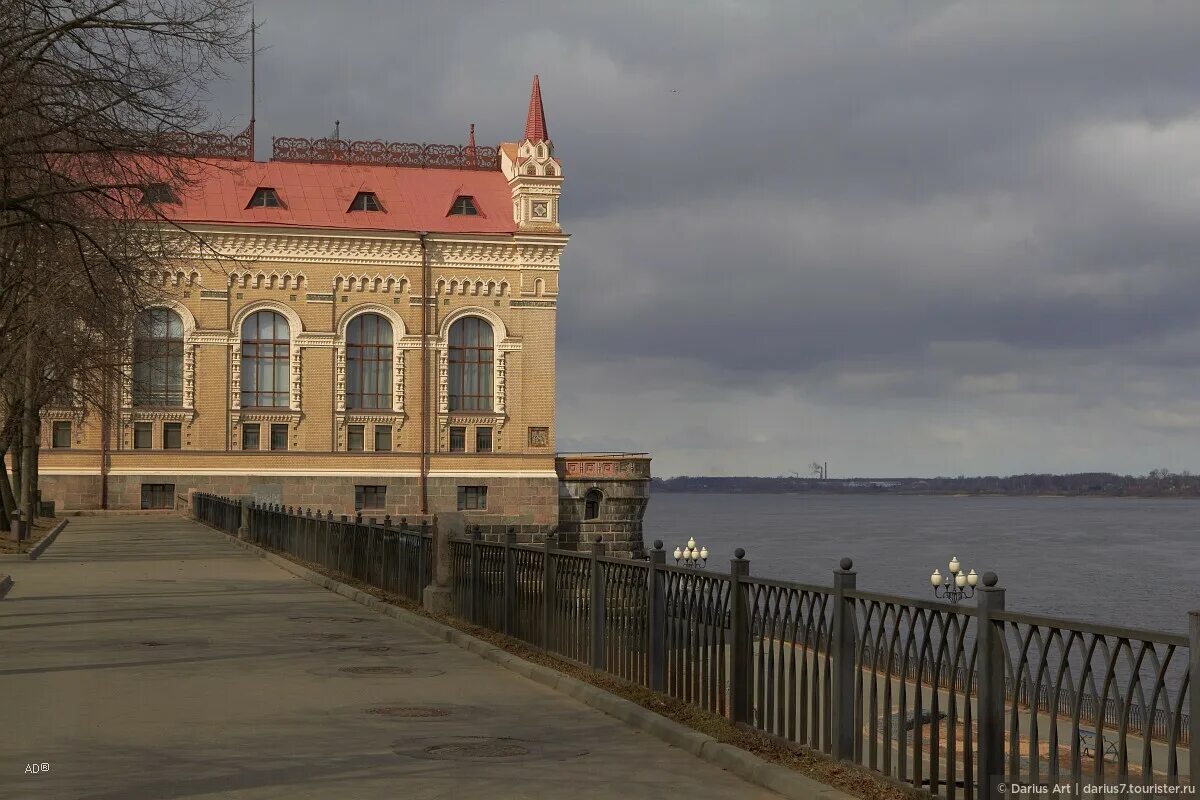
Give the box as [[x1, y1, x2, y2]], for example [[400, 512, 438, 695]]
[[161, 226, 566, 269]]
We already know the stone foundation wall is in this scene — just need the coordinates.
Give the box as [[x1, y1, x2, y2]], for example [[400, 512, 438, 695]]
[[37, 473, 558, 533]]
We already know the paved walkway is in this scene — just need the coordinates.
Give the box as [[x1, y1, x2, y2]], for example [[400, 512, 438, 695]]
[[0, 516, 781, 799]]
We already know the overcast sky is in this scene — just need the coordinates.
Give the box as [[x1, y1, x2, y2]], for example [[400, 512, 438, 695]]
[[208, 1, 1200, 478]]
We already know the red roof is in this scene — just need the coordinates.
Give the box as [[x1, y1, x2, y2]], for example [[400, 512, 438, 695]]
[[161, 157, 518, 234], [524, 75, 549, 143]]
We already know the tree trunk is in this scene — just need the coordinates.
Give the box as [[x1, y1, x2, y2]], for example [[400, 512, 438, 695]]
[[0, 439, 13, 530], [30, 417, 40, 522], [31, 420, 40, 521], [19, 337, 38, 532]]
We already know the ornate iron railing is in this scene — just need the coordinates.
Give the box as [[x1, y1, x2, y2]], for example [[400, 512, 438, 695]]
[[193, 495, 431, 604], [271, 136, 500, 170], [190, 497, 1197, 799], [155, 125, 254, 160]]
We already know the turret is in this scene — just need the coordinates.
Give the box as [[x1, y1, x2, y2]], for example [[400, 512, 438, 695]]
[[501, 75, 563, 232]]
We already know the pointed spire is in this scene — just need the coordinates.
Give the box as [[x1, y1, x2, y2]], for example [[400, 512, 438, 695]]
[[524, 74, 548, 143], [466, 123, 477, 166]]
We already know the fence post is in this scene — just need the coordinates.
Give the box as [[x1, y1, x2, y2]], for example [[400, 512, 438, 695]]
[[977, 573, 1006, 800], [419, 520, 430, 593], [235, 498, 247, 539], [470, 526, 482, 624], [1190, 611, 1199, 787], [590, 536, 606, 671], [831, 557, 858, 761], [503, 527, 517, 637], [730, 547, 752, 725], [542, 532, 556, 651], [647, 540, 667, 691]]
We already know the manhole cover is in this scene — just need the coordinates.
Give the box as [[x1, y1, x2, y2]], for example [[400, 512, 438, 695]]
[[339, 666, 412, 676], [140, 641, 168, 647], [288, 616, 374, 624], [335, 645, 391, 653], [367, 706, 449, 718], [426, 741, 529, 758], [391, 736, 581, 762], [287, 632, 349, 642], [307, 665, 444, 679]]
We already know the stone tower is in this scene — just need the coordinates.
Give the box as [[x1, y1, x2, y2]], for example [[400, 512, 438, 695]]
[[555, 454, 651, 559]]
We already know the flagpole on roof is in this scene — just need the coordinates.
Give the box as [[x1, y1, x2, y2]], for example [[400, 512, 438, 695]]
[[250, 4, 256, 160]]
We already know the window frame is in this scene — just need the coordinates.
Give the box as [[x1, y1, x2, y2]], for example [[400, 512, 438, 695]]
[[347, 424, 365, 452], [348, 192, 384, 212], [457, 485, 488, 511], [449, 426, 466, 453], [162, 422, 182, 450], [242, 423, 260, 451], [140, 183, 177, 204], [247, 187, 284, 209], [133, 421, 154, 449], [240, 310, 291, 409], [269, 423, 289, 451], [448, 316, 494, 412], [132, 307, 185, 408], [374, 424, 392, 452], [345, 313, 393, 410], [355, 484, 387, 512], [449, 195, 478, 216], [141, 483, 175, 510], [52, 421, 72, 449], [584, 489, 603, 521], [475, 426, 492, 453]]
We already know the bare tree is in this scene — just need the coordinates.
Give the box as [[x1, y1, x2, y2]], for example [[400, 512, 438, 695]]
[[0, 0, 250, 527]]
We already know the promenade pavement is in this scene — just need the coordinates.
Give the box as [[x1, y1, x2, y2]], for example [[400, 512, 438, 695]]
[[0, 515, 782, 799]]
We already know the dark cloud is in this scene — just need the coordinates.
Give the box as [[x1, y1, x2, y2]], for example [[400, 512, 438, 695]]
[[209, 1, 1200, 477]]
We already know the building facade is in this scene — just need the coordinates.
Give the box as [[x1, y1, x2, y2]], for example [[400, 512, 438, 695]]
[[37, 78, 573, 534]]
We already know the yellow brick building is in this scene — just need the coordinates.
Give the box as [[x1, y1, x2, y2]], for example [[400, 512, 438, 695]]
[[37, 77, 569, 532]]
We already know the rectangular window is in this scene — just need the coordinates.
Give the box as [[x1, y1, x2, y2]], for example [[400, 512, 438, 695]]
[[134, 422, 153, 449], [347, 424, 364, 452], [449, 426, 466, 453], [355, 485, 386, 511], [374, 425, 392, 452], [475, 426, 492, 453], [270, 423, 288, 451], [141, 483, 175, 509], [163, 422, 182, 450], [457, 485, 487, 511], [52, 421, 72, 448], [242, 423, 260, 451]]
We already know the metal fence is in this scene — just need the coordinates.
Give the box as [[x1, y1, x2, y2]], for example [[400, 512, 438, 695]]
[[191, 495, 1196, 798], [194, 494, 432, 604]]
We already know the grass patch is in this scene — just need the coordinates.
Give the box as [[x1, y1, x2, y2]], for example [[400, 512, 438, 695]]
[[0, 517, 55, 554]]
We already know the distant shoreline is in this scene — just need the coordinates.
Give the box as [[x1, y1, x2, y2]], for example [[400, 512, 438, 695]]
[[651, 489, 1198, 498], [650, 474, 1200, 499]]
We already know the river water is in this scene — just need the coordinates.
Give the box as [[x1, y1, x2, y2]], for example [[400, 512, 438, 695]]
[[644, 493, 1200, 635]]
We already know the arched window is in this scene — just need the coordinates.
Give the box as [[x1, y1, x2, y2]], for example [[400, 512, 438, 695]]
[[346, 313, 392, 410], [584, 489, 602, 521], [241, 310, 290, 408], [132, 308, 184, 406], [448, 317, 493, 411]]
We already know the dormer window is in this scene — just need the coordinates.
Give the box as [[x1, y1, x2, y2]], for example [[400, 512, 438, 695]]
[[141, 183, 177, 204], [247, 187, 283, 208], [349, 192, 383, 212], [449, 196, 478, 216]]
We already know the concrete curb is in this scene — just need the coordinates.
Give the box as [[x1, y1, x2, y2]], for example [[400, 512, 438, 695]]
[[211, 525, 855, 800], [0, 573, 12, 599], [28, 519, 69, 560]]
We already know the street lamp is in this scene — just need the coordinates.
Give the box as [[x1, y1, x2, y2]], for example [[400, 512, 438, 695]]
[[929, 555, 978, 603], [674, 537, 708, 569]]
